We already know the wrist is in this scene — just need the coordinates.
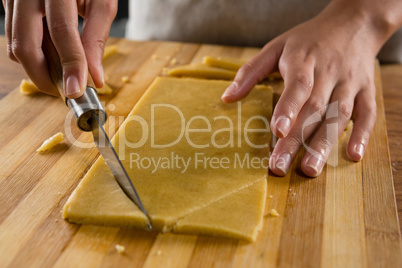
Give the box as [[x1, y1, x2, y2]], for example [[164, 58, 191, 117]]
[[319, 0, 402, 53]]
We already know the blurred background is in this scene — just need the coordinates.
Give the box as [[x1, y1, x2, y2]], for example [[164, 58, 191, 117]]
[[0, 0, 129, 37]]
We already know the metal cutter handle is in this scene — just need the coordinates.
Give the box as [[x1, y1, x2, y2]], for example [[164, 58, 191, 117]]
[[66, 87, 107, 131], [41, 18, 106, 131]]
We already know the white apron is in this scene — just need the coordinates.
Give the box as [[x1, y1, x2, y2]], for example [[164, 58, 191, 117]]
[[126, 0, 402, 63]]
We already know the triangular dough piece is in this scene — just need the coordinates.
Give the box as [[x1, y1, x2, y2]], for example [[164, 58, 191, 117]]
[[174, 179, 267, 242], [168, 64, 236, 80], [63, 159, 148, 229], [63, 77, 272, 240]]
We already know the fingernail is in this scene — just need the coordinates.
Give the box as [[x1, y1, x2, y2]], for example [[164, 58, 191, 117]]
[[221, 81, 239, 99], [66, 75, 81, 96], [354, 143, 364, 160], [275, 153, 291, 174], [306, 154, 324, 176], [275, 116, 291, 137]]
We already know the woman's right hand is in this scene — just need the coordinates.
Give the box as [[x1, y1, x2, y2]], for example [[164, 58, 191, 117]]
[[2, 0, 117, 98]]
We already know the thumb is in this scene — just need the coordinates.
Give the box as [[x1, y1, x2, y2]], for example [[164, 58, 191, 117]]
[[221, 40, 284, 103]]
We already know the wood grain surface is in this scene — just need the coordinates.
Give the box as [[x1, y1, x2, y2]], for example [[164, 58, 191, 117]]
[[0, 36, 401, 267]]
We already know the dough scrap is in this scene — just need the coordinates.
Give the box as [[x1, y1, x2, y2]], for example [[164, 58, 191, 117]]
[[270, 209, 280, 217], [20, 79, 40, 95], [103, 45, 117, 61], [115, 245, 125, 254], [96, 82, 113, 95], [63, 77, 272, 241], [121, 76, 130, 83], [168, 64, 236, 80], [37, 132, 64, 152]]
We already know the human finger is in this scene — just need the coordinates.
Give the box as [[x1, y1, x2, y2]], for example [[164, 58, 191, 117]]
[[300, 84, 355, 177], [4, 0, 18, 62], [80, 0, 117, 88], [270, 55, 314, 138], [269, 75, 335, 176], [45, 0, 87, 99], [11, 0, 58, 95], [221, 40, 284, 103], [346, 89, 376, 161]]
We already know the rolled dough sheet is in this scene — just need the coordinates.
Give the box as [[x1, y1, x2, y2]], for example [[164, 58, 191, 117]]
[[36, 132, 64, 153], [168, 63, 236, 80], [63, 77, 272, 241]]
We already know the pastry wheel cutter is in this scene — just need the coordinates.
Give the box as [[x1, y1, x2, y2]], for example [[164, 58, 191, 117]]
[[41, 19, 152, 230]]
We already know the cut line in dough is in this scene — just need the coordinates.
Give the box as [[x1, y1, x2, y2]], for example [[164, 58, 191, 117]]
[[63, 77, 272, 241]]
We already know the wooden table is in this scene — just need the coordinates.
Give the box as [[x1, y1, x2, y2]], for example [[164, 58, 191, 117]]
[[0, 35, 401, 267]]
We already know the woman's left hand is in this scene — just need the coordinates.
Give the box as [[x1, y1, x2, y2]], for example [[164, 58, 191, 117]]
[[221, 0, 401, 177]]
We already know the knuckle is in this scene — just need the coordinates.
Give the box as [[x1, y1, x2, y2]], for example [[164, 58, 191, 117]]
[[6, 50, 13, 59], [281, 99, 300, 116], [103, 0, 118, 20], [237, 61, 263, 83], [325, 61, 337, 75], [361, 74, 375, 90], [83, 38, 106, 52], [367, 101, 377, 119], [56, 48, 86, 68], [294, 71, 313, 93], [48, 19, 74, 37], [286, 135, 302, 149], [61, 57, 86, 69], [307, 97, 326, 114], [316, 136, 333, 155], [359, 94, 377, 120], [278, 57, 287, 73], [239, 62, 254, 75], [11, 39, 28, 60], [59, 49, 87, 68], [7, 44, 17, 61], [338, 101, 353, 120], [94, 39, 106, 51], [354, 125, 372, 143]]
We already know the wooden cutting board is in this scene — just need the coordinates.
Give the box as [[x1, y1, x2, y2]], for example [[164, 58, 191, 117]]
[[0, 37, 401, 268]]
